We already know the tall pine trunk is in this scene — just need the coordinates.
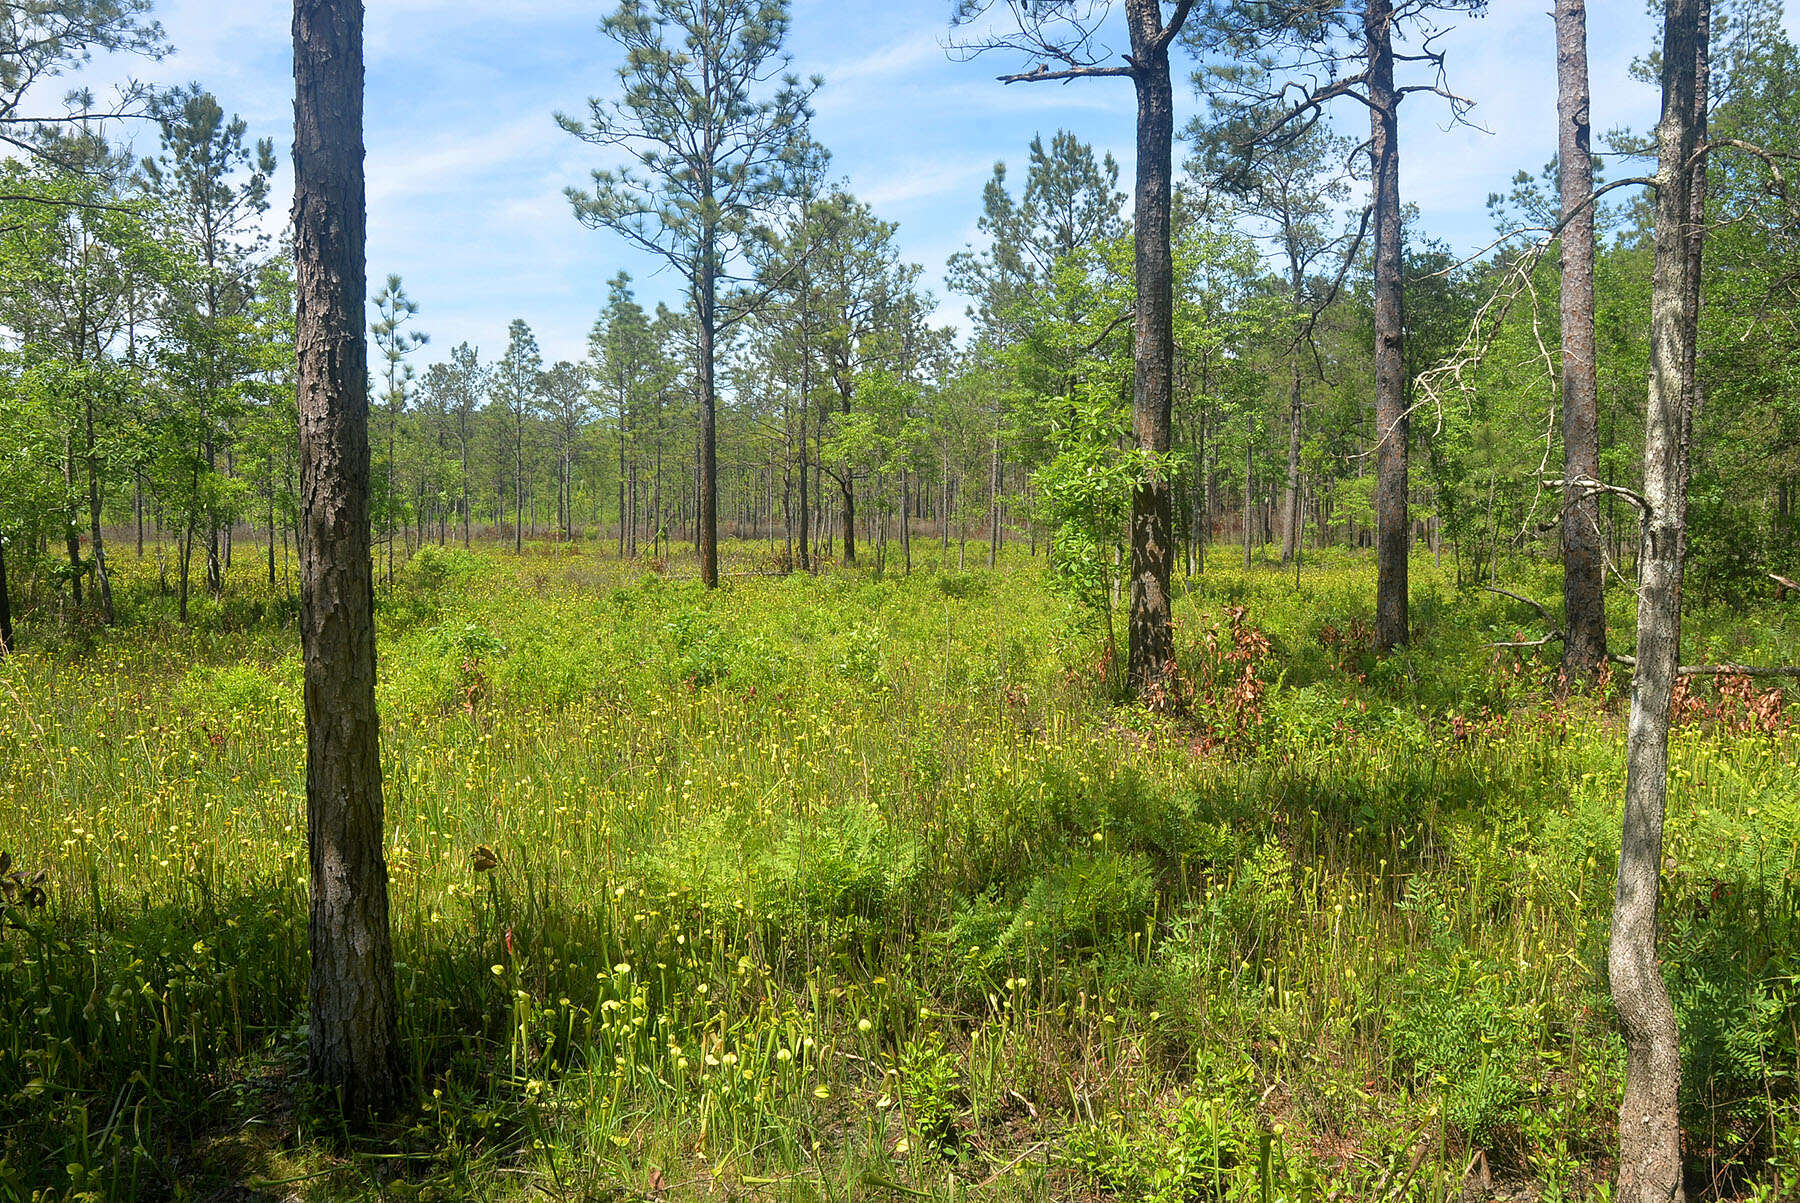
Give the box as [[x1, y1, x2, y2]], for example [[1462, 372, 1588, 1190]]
[[1280, 357, 1303, 564], [0, 529, 13, 654], [698, 222, 719, 587], [900, 467, 912, 574], [459, 416, 470, 548], [988, 404, 1002, 569], [1243, 424, 1253, 568], [1610, 0, 1703, 1196], [617, 400, 627, 556], [840, 471, 856, 565], [514, 407, 524, 554], [1679, 0, 1710, 538], [64, 432, 84, 609], [293, 0, 403, 1120], [1557, 0, 1606, 678], [85, 392, 114, 623], [1368, 0, 1409, 651], [1124, 0, 1177, 694]]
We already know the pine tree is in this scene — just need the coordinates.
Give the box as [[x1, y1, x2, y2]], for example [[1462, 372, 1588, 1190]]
[[370, 273, 426, 584], [558, 0, 817, 587], [951, 0, 1199, 696], [292, 0, 403, 1121], [492, 319, 543, 554], [1194, 0, 1488, 651], [143, 84, 276, 601]]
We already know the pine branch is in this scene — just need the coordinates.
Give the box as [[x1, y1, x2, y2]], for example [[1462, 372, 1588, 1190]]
[[997, 64, 1134, 83]]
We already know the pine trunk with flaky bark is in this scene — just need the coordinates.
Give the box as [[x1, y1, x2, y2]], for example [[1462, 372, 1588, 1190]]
[[900, 467, 912, 573], [840, 471, 855, 566], [85, 393, 114, 624], [617, 399, 628, 556], [1281, 357, 1303, 563], [1610, 0, 1703, 1197], [64, 433, 84, 609], [988, 404, 1002, 570], [0, 531, 13, 654], [293, 0, 403, 1120], [1679, 0, 1710, 549], [698, 224, 720, 587], [1368, 0, 1408, 652], [1124, 0, 1177, 695], [797, 404, 810, 571], [513, 404, 524, 554], [1557, 0, 1606, 679]]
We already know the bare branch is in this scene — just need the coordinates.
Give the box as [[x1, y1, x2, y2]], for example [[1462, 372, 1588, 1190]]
[[1543, 477, 1652, 514], [1610, 655, 1800, 679], [1483, 585, 1560, 631], [1492, 634, 1564, 649], [998, 64, 1133, 83]]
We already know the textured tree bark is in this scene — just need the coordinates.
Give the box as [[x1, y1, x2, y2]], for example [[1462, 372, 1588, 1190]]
[[513, 400, 524, 555], [1124, 0, 1177, 695], [1244, 427, 1253, 568], [840, 470, 856, 566], [1611, 0, 1702, 1197], [617, 400, 627, 557], [64, 434, 84, 609], [797, 405, 810, 570], [698, 230, 719, 587], [1678, 0, 1710, 553], [85, 393, 114, 624], [900, 466, 912, 573], [206, 442, 222, 598], [459, 416, 470, 549], [1557, 0, 1606, 679], [1280, 359, 1303, 563], [1367, 0, 1408, 652], [988, 406, 1002, 569], [0, 530, 13, 654], [293, 0, 403, 1121]]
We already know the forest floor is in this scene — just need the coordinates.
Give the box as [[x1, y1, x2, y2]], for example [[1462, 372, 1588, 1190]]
[[1, 540, 1796, 1202]]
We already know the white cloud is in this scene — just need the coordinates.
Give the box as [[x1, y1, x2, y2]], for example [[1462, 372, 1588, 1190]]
[[367, 115, 563, 208], [29, 0, 1800, 367], [857, 155, 996, 210]]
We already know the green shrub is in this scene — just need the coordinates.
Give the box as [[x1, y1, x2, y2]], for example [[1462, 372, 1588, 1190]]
[[176, 663, 296, 726], [1064, 1089, 1266, 1203], [406, 544, 484, 593], [897, 1030, 964, 1152]]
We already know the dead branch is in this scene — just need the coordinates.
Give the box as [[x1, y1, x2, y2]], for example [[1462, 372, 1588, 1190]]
[[1484, 584, 1560, 631], [1543, 477, 1652, 514], [998, 64, 1133, 82], [1482, 586, 1572, 652], [1492, 633, 1564, 649], [1608, 654, 1800, 679]]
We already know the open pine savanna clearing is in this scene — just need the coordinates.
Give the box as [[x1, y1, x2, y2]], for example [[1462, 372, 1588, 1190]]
[[3, 0, 1800, 1199], [2, 544, 1796, 1199]]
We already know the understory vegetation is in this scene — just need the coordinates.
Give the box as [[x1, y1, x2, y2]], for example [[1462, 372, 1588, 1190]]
[[2, 542, 1795, 1201]]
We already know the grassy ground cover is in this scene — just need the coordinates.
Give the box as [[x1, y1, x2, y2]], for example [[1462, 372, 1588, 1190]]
[[0, 541, 1795, 1200]]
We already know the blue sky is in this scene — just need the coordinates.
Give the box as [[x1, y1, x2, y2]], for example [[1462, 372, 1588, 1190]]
[[77, 0, 1800, 365]]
